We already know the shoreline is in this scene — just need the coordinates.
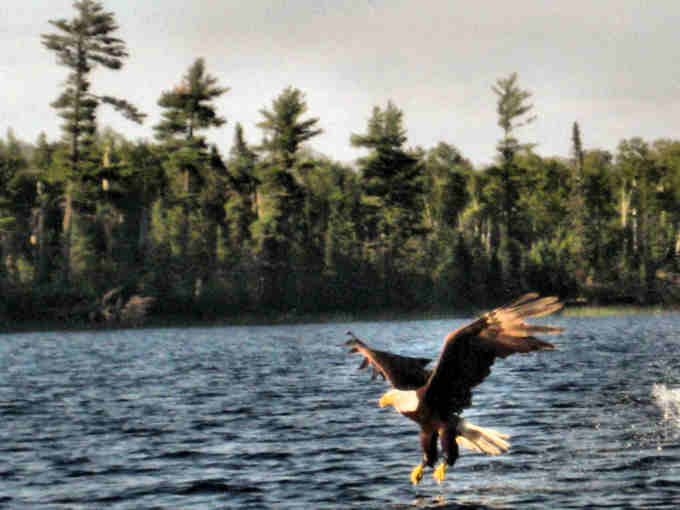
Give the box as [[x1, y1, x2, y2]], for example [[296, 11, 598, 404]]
[[3, 302, 677, 335]]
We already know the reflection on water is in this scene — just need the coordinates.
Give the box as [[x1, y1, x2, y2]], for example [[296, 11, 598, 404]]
[[1, 314, 680, 508], [653, 383, 680, 436]]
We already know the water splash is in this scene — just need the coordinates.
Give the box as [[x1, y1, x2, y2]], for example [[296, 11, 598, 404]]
[[652, 383, 680, 425]]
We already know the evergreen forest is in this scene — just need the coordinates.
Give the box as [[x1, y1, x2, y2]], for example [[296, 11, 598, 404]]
[[3, 1, 680, 327]]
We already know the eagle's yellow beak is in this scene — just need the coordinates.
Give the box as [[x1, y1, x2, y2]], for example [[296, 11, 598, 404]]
[[379, 390, 395, 408]]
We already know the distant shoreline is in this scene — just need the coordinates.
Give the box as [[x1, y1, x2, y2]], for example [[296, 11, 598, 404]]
[[3, 302, 677, 335]]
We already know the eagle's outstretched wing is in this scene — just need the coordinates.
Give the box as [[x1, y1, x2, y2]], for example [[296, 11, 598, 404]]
[[423, 293, 564, 419], [346, 332, 432, 390]]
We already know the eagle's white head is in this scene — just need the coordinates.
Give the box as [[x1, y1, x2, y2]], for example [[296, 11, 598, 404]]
[[378, 389, 419, 413]]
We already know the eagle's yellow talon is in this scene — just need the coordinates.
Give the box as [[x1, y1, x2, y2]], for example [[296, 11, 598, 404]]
[[433, 462, 447, 483], [410, 463, 424, 485]]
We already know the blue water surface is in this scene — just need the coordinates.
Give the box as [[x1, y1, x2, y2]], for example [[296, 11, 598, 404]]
[[2, 313, 680, 508]]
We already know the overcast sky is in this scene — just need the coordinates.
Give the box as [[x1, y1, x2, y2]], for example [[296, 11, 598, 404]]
[[3, 0, 680, 167]]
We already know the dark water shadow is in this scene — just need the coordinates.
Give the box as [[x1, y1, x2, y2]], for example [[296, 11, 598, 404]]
[[389, 494, 511, 510]]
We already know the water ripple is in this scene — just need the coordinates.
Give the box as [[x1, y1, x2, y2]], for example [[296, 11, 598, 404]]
[[1, 315, 680, 508]]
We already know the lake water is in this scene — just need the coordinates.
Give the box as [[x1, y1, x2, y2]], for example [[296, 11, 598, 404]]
[[2, 312, 680, 509]]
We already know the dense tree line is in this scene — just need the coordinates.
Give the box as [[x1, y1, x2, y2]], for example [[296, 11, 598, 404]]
[[3, 1, 680, 325]]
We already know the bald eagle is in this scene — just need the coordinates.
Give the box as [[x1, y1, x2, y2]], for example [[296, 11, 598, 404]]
[[346, 293, 564, 485]]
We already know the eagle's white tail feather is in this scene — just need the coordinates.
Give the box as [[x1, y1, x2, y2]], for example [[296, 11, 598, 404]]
[[456, 436, 483, 453], [456, 421, 511, 455]]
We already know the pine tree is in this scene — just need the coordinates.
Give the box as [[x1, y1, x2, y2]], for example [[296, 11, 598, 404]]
[[252, 87, 322, 310], [616, 138, 662, 300], [154, 58, 228, 196], [351, 101, 427, 306], [116, 139, 165, 265], [423, 142, 471, 231], [0, 138, 15, 287], [581, 150, 616, 282], [42, 0, 145, 284], [226, 123, 258, 251], [0, 130, 33, 285], [652, 140, 680, 271], [254, 87, 322, 253], [493, 72, 536, 161], [196, 145, 230, 281], [257, 87, 322, 172], [32, 133, 61, 285], [489, 72, 536, 294], [154, 57, 228, 289], [568, 122, 587, 285]]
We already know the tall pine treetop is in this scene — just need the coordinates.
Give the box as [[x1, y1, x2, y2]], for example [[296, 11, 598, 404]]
[[43, 1, 126, 70], [257, 87, 322, 170], [492, 72, 536, 161], [350, 101, 407, 151], [42, 1, 145, 126], [155, 58, 228, 143]]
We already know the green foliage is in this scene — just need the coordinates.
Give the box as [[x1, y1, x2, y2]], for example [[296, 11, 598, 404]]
[[257, 87, 322, 170], [0, 131, 37, 290], [41, 0, 144, 286], [7, 9, 680, 325], [351, 102, 427, 246], [8, 117, 680, 321], [153, 58, 229, 298], [154, 59, 228, 200], [155, 60, 226, 195], [483, 73, 538, 296], [42, 0, 145, 176], [423, 142, 472, 231], [155, 58, 227, 146], [350, 101, 429, 306], [567, 122, 587, 280], [248, 87, 324, 310], [224, 123, 258, 256], [492, 72, 536, 160]]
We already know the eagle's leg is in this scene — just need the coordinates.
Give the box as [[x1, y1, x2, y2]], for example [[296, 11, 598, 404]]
[[412, 429, 437, 485], [434, 425, 459, 484]]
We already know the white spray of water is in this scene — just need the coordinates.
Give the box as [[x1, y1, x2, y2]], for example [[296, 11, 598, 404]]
[[651, 383, 680, 425]]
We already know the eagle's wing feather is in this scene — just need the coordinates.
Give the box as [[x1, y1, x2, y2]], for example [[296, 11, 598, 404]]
[[423, 294, 564, 418], [346, 332, 432, 390]]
